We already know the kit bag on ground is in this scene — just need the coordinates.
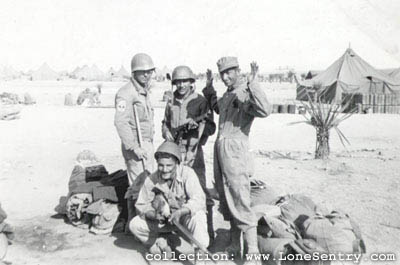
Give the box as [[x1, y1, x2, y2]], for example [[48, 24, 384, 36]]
[[250, 179, 278, 206], [275, 194, 328, 228], [302, 211, 366, 254], [66, 193, 93, 227], [86, 199, 120, 235]]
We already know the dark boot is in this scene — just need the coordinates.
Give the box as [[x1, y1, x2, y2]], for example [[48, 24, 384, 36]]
[[125, 198, 136, 234], [225, 221, 242, 259]]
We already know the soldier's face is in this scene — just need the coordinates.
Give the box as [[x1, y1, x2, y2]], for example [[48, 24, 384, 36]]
[[220, 67, 240, 88], [175, 79, 193, 96], [157, 157, 178, 180], [133, 70, 153, 87]]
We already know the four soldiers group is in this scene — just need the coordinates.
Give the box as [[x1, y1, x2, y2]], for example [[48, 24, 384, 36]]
[[114, 53, 271, 262]]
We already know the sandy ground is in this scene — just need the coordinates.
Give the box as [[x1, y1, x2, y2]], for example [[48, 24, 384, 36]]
[[0, 80, 399, 265]]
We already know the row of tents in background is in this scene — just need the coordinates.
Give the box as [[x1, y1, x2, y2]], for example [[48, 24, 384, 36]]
[[0, 63, 299, 83], [0, 64, 172, 82], [0, 64, 133, 81]]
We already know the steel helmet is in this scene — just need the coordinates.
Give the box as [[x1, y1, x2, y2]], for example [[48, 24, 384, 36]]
[[154, 141, 182, 163], [171, 65, 196, 84], [131, 53, 155, 72]]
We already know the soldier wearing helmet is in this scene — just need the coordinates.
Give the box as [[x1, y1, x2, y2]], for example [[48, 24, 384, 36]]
[[202, 57, 272, 259], [130, 141, 209, 255], [161, 65, 216, 245], [114, 53, 155, 232]]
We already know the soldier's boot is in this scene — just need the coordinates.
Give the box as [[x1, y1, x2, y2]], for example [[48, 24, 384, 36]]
[[206, 204, 215, 248], [225, 221, 242, 259], [124, 198, 136, 234], [243, 226, 261, 265]]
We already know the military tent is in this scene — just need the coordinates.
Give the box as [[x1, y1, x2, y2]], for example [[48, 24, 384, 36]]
[[297, 48, 400, 102], [31, 63, 60, 81], [71, 66, 82, 78], [0, 66, 21, 80], [116, 66, 129, 79], [74, 65, 105, 81], [304, 70, 322, 80], [106, 67, 117, 80], [389, 68, 400, 80]]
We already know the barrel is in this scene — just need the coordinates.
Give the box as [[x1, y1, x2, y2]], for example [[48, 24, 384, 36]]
[[278, 104, 288, 113], [287, 104, 296, 114], [272, 104, 279, 113]]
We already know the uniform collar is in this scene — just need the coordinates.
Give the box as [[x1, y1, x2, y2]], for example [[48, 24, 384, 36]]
[[131, 77, 148, 96]]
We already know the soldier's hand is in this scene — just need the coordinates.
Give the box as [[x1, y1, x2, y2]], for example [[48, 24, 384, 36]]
[[186, 118, 198, 130], [206, 69, 213, 87], [202, 69, 216, 98], [145, 210, 165, 223], [133, 147, 148, 160], [164, 130, 175, 142], [184, 151, 195, 167], [247, 61, 259, 84], [168, 207, 189, 224]]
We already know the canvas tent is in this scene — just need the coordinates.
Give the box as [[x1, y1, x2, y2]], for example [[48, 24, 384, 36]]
[[116, 66, 129, 79], [0, 66, 21, 80], [389, 68, 400, 80], [106, 67, 117, 80], [305, 70, 321, 80], [74, 65, 105, 81], [31, 63, 59, 81], [297, 48, 400, 102], [71, 66, 82, 78]]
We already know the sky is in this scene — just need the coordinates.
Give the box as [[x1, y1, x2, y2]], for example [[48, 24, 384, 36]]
[[0, 0, 399, 73]]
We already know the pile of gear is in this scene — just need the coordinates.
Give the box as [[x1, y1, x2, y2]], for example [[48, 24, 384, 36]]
[[252, 193, 366, 265], [0, 92, 36, 120], [0, 92, 35, 105], [56, 150, 129, 235], [0, 203, 14, 265], [76, 88, 100, 106], [0, 93, 20, 105]]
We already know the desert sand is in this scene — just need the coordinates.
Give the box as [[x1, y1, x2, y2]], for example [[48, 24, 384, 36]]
[[0, 80, 399, 265]]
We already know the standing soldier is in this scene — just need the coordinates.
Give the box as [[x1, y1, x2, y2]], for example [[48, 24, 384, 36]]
[[161, 65, 216, 246], [114, 53, 155, 232], [202, 57, 271, 258]]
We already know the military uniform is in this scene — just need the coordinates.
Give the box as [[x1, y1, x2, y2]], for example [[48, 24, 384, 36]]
[[162, 90, 213, 202], [130, 164, 209, 248], [203, 58, 271, 238], [114, 77, 155, 228]]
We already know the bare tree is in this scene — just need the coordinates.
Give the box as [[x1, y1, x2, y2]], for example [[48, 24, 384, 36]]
[[297, 84, 356, 159]]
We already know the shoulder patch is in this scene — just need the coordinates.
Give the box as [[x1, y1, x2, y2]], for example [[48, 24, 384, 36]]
[[116, 100, 127, 112]]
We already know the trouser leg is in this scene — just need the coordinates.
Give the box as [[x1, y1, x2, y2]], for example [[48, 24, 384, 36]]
[[181, 211, 209, 250], [129, 216, 163, 247], [122, 141, 154, 232]]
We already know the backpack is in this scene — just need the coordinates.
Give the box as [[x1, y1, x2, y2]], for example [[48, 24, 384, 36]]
[[302, 211, 366, 254], [66, 193, 93, 227], [258, 215, 301, 240], [86, 199, 120, 235], [250, 179, 278, 207], [275, 194, 327, 228]]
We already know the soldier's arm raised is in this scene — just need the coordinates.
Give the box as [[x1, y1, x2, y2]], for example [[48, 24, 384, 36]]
[[202, 69, 219, 114], [244, 62, 272, 117]]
